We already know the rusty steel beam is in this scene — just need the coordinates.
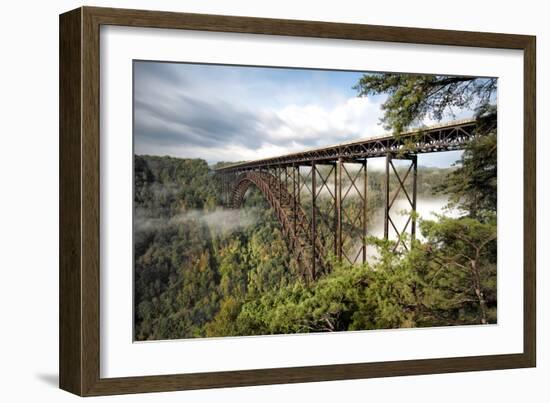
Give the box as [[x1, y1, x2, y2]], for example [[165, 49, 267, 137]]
[[292, 164, 297, 236], [230, 170, 326, 280], [363, 159, 367, 264], [215, 119, 477, 173], [336, 157, 343, 261], [339, 159, 367, 265], [311, 161, 317, 280], [411, 155, 418, 241], [285, 166, 289, 198], [384, 154, 390, 240], [383, 153, 418, 251]]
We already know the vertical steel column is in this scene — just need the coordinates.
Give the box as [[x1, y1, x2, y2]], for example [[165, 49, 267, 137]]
[[297, 165, 301, 206], [363, 159, 368, 263], [284, 166, 289, 202], [411, 155, 418, 241], [333, 162, 338, 257], [292, 164, 297, 235], [336, 157, 343, 261], [384, 153, 391, 240], [311, 161, 317, 280], [278, 166, 282, 199]]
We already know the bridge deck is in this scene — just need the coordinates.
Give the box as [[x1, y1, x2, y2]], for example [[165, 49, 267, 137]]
[[215, 119, 477, 172]]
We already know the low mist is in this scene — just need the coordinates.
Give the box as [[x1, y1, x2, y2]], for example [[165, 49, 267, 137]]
[[134, 207, 260, 237]]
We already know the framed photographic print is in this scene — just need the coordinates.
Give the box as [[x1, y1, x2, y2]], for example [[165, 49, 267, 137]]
[[59, 6, 536, 396]]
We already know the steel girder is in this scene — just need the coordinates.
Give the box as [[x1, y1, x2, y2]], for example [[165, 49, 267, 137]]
[[215, 119, 476, 173]]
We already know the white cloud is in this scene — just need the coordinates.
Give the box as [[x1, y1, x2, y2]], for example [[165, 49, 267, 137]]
[[134, 62, 390, 163], [136, 95, 385, 163], [255, 97, 384, 156], [264, 96, 382, 146], [135, 62, 466, 168]]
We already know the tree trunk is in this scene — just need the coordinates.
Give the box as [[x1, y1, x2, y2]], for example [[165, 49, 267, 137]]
[[471, 259, 487, 324]]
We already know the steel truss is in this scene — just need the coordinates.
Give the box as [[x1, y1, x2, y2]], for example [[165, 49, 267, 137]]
[[217, 119, 476, 172], [384, 153, 417, 252]]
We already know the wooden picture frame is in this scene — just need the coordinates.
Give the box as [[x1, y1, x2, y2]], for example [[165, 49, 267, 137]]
[[59, 6, 536, 396]]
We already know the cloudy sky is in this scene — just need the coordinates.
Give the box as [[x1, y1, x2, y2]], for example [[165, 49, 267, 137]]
[[133, 61, 468, 168]]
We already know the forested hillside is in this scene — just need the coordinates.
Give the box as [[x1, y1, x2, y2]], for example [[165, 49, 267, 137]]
[[134, 151, 497, 341]]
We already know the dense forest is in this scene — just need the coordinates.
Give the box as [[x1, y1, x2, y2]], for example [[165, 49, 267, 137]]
[[134, 151, 496, 340], [134, 73, 497, 341]]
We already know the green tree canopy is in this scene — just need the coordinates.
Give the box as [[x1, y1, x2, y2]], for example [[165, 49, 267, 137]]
[[435, 110, 497, 219], [354, 73, 496, 133]]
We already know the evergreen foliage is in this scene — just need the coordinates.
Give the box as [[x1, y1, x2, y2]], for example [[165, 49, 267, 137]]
[[134, 153, 497, 340]]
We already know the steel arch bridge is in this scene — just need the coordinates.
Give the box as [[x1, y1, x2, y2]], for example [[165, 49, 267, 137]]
[[215, 119, 480, 281]]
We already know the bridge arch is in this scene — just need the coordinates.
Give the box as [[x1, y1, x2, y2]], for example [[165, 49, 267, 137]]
[[229, 171, 326, 281]]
